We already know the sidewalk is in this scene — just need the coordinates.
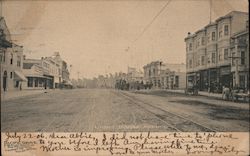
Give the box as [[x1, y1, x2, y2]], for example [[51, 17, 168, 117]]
[[165, 89, 222, 99], [134, 88, 223, 100], [1, 89, 51, 102]]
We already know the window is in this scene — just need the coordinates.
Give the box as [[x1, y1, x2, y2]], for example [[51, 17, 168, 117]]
[[207, 32, 210, 42], [35, 78, 38, 87], [212, 53, 216, 63], [201, 56, 205, 65], [10, 53, 13, 65], [10, 72, 13, 79], [207, 55, 211, 64], [17, 56, 21, 67], [218, 49, 222, 61], [201, 37, 205, 45], [189, 43, 192, 51], [224, 49, 229, 60], [28, 77, 33, 87], [219, 31, 222, 38], [239, 75, 245, 88], [175, 76, 179, 88], [232, 52, 236, 66], [189, 59, 192, 68], [197, 38, 200, 47], [224, 25, 229, 36], [212, 32, 216, 41], [241, 51, 245, 65], [15, 81, 19, 88]]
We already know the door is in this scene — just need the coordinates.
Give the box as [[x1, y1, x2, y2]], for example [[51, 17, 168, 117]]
[[3, 71, 7, 91]]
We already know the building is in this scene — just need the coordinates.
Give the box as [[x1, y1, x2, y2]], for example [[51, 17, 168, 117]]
[[160, 69, 186, 90], [23, 58, 54, 89], [126, 67, 144, 90], [43, 56, 61, 88], [185, 11, 249, 92], [230, 20, 249, 89], [143, 61, 186, 89], [0, 17, 27, 92]]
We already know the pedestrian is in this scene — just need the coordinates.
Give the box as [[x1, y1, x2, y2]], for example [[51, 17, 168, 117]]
[[222, 86, 230, 100]]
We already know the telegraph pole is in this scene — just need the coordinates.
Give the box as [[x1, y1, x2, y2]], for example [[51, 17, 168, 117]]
[[209, 0, 212, 24], [0, 0, 2, 17]]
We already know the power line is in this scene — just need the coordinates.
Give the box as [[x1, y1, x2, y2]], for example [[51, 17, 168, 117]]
[[133, 0, 172, 43]]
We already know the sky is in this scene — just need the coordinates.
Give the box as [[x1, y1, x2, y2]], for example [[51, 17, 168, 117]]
[[1, 0, 248, 79]]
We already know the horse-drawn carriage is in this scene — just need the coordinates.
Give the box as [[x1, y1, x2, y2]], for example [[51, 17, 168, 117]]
[[185, 81, 198, 95]]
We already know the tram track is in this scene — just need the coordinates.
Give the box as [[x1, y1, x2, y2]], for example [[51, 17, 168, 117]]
[[114, 90, 217, 132]]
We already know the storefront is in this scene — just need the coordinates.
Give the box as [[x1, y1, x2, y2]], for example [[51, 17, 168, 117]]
[[220, 66, 232, 89]]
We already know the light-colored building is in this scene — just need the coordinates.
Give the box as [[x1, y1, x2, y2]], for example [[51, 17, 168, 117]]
[[185, 11, 248, 92], [0, 17, 27, 92], [143, 61, 186, 89], [23, 58, 54, 89]]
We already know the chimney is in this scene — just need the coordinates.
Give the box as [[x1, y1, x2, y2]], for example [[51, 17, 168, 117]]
[[41, 57, 44, 60], [188, 32, 191, 36]]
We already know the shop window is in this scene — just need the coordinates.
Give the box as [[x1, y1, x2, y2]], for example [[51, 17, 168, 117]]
[[28, 77, 33, 87], [239, 75, 245, 88], [224, 25, 229, 36], [175, 76, 179, 88], [241, 51, 245, 65], [35, 79, 38, 87]]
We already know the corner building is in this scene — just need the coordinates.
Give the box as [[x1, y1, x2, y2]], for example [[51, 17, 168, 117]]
[[185, 11, 249, 92]]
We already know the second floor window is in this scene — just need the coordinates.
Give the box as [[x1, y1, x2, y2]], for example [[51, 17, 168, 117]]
[[189, 43, 192, 51], [212, 53, 216, 63], [201, 37, 205, 45], [201, 56, 205, 65], [189, 59, 192, 68], [241, 51, 245, 65], [10, 53, 13, 65], [224, 25, 229, 36], [219, 31, 222, 38], [212, 32, 216, 41], [224, 49, 229, 60], [17, 56, 21, 67]]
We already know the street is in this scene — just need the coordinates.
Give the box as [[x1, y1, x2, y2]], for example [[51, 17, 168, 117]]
[[1, 89, 249, 132]]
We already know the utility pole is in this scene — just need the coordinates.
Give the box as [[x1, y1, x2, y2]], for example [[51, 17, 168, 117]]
[[209, 0, 212, 24], [0, 0, 2, 17]]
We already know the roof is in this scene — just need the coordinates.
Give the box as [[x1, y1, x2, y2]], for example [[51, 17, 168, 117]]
[[215, 11, 248, 22], [23, 63, 35, 69]]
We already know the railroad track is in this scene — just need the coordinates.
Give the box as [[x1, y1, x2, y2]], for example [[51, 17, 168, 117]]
[[114, 90, 217, 132]]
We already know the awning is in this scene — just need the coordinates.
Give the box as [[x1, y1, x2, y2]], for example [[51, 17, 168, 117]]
[[14, 71, 28, 81], [0, 39, 12, 48]]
